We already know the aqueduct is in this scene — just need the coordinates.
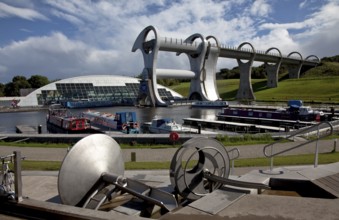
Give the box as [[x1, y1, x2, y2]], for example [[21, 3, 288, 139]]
[[132, 26, 320, 107]]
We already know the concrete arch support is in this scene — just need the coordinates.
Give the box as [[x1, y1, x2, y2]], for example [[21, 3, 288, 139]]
[[202, 36, 221, 101], [305, 55, 320, 64], [180, 33, 209, 101], [287, 52, 303, 79], [265, 47, 282, 88], [132, 26, 166, 107], [132, 26, 319, 106], [236, 42, 256, 101]]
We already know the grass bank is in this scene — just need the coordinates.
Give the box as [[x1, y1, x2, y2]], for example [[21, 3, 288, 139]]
[[170, 76, 339, 104], [2, 133, 338, 149], [2, 135, 339, 171], [0, 134, 277, 149], [17, 151, 339, 171]]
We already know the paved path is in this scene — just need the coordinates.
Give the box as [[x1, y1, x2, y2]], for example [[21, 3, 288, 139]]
[[1, 139, 338, 220], [0, 139, 337, 162]]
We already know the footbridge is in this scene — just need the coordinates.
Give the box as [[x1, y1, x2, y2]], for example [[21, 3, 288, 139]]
[[132, 26, 319, 107]]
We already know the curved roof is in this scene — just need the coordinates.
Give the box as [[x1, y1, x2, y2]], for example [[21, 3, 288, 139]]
[[18, 75, 182, 107]]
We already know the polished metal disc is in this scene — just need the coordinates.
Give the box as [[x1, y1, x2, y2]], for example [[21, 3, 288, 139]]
[[58, 134, 124, 205], [170, 137, 230, 201]]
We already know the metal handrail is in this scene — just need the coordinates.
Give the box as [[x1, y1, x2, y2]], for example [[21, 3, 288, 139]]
[[263, 121, 333, 170], [263, 121, 333, 158], [228, 147, 240, 160], [227, 147, 240, 175]]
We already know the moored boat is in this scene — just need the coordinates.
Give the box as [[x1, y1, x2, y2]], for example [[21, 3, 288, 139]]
[[46, 104, 91, 133], [82, 110, 139, 134], [191, 100, 229, 108], [217, 100, 325, 122], [65, 100, 118, 109], [147, 117, 190, 134]]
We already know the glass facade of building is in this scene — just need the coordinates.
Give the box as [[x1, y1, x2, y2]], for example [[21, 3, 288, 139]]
[[37, 82, 140, 106], [15, 75, 181, 107]]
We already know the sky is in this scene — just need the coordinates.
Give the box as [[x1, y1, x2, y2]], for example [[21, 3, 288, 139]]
[[0, 0, 339, 84]]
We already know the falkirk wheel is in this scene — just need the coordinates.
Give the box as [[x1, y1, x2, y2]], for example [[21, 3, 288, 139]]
[[132, 26, 319, 106], [57, 134, 269, 218], [132, 26, 222, 107]]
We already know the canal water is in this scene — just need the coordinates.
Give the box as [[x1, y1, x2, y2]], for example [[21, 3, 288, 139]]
[[0, 105, 221, 134]]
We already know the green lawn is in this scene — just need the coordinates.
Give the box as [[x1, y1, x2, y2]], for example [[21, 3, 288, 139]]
[[170, 76, 339, 104], [0, 134, 278, 149], [16, 151, 339, 171], [3, 134, 339, 171]]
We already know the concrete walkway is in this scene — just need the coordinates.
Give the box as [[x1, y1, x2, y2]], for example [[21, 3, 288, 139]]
[[1, 139, 338, 220]]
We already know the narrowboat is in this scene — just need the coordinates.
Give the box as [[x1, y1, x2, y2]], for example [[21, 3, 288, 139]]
[[217, 100, 324, 122], [82, 110, 139, 134], [191, 100, 229, 108], [46, 104, 91, 133]]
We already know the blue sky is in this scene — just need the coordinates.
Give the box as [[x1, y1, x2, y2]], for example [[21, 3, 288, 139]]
[[1, 0, 339, 83]]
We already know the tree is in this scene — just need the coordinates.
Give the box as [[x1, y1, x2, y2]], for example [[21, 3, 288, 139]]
[[4, 82, 19, 96], [13, 76, 28, 83], [157, 78, 180, 87], [321, 55, 339, 63], [4, 75, 31, 96], [0, 83, 4, 96], [28, 75, 49, 88], [252, 64, 266, 79]]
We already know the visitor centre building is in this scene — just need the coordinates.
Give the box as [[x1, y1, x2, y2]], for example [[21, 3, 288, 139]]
[[14, 75, 182, 108]]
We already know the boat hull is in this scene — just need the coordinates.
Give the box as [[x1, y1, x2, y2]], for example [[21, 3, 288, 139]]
[[82, 111, 140, 134], [46, 104, 92, 134], [46, 121, 95, 134], [191, 100, 229, 108]]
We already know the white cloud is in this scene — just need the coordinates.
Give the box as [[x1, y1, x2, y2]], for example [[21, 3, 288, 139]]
[[0, 2, 48, 21], [260, 21, 309, 30], [1, 0, 339, 83], [249, 0, 272, 17], [257, 0, 339, 57], [50, 9, 84, 26], [299, 0, 308, 9], [0, 33, 128, 81], [252, 29, 299, 54]]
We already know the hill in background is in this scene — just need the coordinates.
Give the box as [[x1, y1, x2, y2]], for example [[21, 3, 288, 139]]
[[170, 55, 339, 104], [302, 61, 339, 78]]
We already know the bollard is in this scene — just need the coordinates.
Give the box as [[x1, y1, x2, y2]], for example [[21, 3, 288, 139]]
[[131, 152, 136, 162], [333, 139, 337, 153], [38, 124, 42, 134], [198, 124, 201, 134]]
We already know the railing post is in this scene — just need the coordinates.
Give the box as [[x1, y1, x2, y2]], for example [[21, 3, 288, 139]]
[[270, 144, 274, 171], [14, 151, 23, 202], [314, 125, 320, 168], [230, 150, 235, 175], [231, 159, 235, 175], [333, 138, 337, 153]]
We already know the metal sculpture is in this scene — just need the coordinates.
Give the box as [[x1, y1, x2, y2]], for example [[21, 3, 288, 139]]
[[169, 137, 230, 200], [57, 134, 269, 217], [169, 137, 269, 201], [58, 134, 178, 217]]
